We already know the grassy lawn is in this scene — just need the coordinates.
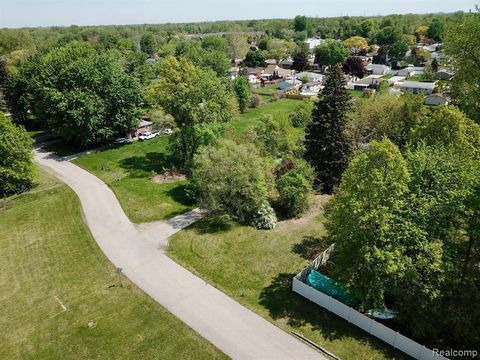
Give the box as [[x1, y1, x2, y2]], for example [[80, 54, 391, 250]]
[[73, 136, 195, 223], [168, 196, 406, 360], [252, 84, 279, 96], [228, 98, 301, 133], [0, 168, 225, 360]]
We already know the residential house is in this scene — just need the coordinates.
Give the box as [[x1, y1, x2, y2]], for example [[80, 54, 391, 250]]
[[424, 93, 449, 106], [262, 65, 293, 80], [396, 66, 425, 78], [387, 76, 406, 86], [400, 81, 436, 95], [130, 120, 152, 139], [348, 75, 382, 90], [279, 58, 293, 69], [265, 58, 277, 65], [366, 64, 390, 75]]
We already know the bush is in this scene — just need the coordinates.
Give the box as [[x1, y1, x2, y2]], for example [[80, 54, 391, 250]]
[[250, 94, 262, 108], [275, 158, 314, 217], [192, 139, 270, 223], [289, 100, 314, 127], [0, 113, 34, 196], [250, 203, 277, 229]]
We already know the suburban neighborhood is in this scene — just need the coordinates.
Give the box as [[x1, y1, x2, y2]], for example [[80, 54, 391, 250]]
[[1, 1, 479, 360]]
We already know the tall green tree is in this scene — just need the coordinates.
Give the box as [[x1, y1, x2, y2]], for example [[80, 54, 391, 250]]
[[304, 65, 352, 193], [444, 10, 480, 123], [149, 56, 237, 168], [232, 76, 251, 113], [0, 112, 33, 196], [18, 42, 141, 146], [326, 138, 412, 310], [314, 40, 348, 69], [140, 33, 156, 57], [292, 45, 309, 71], [244, 50, 266, 68]]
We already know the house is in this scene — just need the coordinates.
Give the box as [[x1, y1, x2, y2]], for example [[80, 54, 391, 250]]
[[396, 66, 425, 78], [265, 58, 277, 65], [262, 65, 293, 80], [435, 70, 453, 81], [296, 72, 324, 84], [366, 64, 390, 76], [387, 76, 406, 86], [278, 79, 302, 91], [400, 81, 436, 95], [131, 120, 153, 139], [305, 38, 325, 53], [425, 93, 449, 106], [279, 58, 293, 69], [348, 75, 382, 90]]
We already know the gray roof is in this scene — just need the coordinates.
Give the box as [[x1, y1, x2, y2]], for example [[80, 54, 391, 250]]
[[400, 81, 436, 89], [139, 120, 153, 127]]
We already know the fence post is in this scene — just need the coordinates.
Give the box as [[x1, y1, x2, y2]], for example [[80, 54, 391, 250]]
[[393, 331, 398, 348], [368, 317, 374, 334], [419, 345, 425, 360]]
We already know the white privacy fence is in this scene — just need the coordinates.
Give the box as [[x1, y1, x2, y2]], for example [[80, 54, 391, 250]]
[[292, 247, 448, 360]]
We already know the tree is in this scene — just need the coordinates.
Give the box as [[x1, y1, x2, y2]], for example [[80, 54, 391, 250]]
[[360, 20, 374, 38], [431, 57, 439, 73], [289, 99, 314, 127], [326, 138, 411, 310], [226, 31, 249, 60], [342, 56, 366, 80], [192, 139, 269, 223], [388, 41, 408, 63], [18, 42, 141, 147], [140, 33, 156, 57], [314, 39, 348, 69], [444, 10, 480, 122], [292, 45, 309, 71], [253, 114, 297, 158], [0, 112, 33, 196], [343, 36, 368, 55], [232, 76, 251, 113], [294, 15, 308, 33], [427, 18, 444, 41], [244, 50, 265, 68], [275, 157, 314, 218], [304, 66, 352, 193], [375, 26, 402, 46], [0, 57, 28, 125], [149, 56, 237, 168]]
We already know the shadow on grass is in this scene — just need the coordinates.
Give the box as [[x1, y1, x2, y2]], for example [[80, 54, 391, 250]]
[[292, 236, 331, 261], [259, 273, 405, 358], [192, 216, 235, 235], [119, 152, 178, 178], [166, 184, 195, 207]]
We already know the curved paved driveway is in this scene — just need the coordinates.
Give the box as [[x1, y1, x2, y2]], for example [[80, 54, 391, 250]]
[[35, 148, 325, 360]]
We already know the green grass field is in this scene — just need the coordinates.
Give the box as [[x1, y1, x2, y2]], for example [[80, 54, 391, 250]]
[[228, 98, 300, 133], [168, 196, 406, 360], [73, 136, 195, 223], [0, 169, 225, 360]]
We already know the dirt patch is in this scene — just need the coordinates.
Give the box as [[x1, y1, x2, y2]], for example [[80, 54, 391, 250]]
[[151, 173, 186, 184], [277, 194, 331, 228]]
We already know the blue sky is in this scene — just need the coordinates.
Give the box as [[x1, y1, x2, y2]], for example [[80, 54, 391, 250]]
[[0, 0, 477, 28]]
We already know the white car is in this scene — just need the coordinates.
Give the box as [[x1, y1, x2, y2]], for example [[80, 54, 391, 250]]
[[163, 128, 173, 135], [139, 131, 160, 141]]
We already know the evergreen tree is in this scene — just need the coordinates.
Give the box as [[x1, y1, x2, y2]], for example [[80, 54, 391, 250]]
[[304, 65, 352, 193], [292, 45, 309, 72]]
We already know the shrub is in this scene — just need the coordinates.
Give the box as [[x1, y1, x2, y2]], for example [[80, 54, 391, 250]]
[[289, 100, 314, 127], [192, 139, 269, 223], [250, 203, 277, 229], [250, 94, 262, 108], [275, 158, 314, 217]]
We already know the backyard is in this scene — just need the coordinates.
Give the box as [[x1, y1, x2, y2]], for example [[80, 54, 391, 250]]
[[73, 99, 303, 223], [167, 196, 406, 360], [0, 168, 225, 360]]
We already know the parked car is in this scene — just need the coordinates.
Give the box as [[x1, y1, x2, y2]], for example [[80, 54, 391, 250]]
[[139, 131, 160, 141], [114, 137, 131, 144], [163, 128, 173, 135]]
